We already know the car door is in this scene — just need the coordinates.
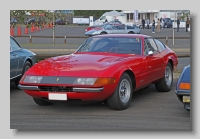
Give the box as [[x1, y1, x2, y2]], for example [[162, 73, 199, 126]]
[[113, 25, 126, 34], [10, 37, 20, 79], [144, 38, 164, 82]]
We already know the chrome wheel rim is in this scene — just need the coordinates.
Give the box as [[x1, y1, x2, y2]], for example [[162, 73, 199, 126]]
[[119, 79, 131, 104], [165, 66, 172, 87]]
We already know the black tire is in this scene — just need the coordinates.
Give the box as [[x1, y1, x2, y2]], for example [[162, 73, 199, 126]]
[[107, 73, 133, 110], [33, 97, 53, 106], [128, 32, 134, 34], [15, 61, 32, 87], [155, 63, 173, 92], [100, 32, 107, 35]]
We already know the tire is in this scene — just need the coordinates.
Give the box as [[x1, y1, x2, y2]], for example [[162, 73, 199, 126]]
[[33, 97, 53, 106], [15, 61, 32, 87], [100, 32, 107, 35], [128, 32, 134, 34], [107, 73, 133, 110], [155, 63, 173, 92]]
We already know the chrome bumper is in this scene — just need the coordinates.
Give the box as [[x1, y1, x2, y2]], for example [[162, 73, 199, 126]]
[[18, 85, 104, 92]]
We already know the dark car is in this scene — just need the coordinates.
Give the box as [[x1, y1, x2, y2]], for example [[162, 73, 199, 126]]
[[55, 19, 66, 25], [25, 18, 36, 24], [175, 65, 190, 111], [162, 18, 172, 28], [10, 36, 36, 87], [25, 18, 43, 25]]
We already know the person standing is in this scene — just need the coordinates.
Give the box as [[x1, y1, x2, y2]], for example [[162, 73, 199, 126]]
[[186, 17, 190, 32], [142, 18, 145, 29], [152, 20, 155, 33], [177, 18, 180, 32], [146, 18, 150, 29], [156, 18, 160, 32]]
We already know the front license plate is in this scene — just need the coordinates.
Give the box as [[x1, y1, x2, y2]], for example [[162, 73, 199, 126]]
[[48, 93, 67, 100], [183, 96, 190, 103]]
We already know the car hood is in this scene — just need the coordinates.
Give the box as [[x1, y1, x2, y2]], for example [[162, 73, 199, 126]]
[[26, 52, 138, 77]]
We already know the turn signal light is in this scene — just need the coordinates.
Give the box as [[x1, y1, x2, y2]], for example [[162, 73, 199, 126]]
[[94, 78, 116, 86], [179, 82, 190, 90]]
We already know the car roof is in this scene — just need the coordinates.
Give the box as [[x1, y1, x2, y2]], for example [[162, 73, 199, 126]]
[[93, 34, 151, 39]]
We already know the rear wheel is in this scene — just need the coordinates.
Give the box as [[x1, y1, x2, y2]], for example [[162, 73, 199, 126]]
[[107, 73, 133, 110], [15, 61, 32, 87], [155, 63, 173, 92], [33, 97, 53, 106]]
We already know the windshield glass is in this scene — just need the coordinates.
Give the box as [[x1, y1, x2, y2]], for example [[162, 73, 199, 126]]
[[76, 37, 142, 54]]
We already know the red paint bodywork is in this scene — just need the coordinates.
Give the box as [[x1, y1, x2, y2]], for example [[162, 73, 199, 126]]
[[20, 34, 178, 102]]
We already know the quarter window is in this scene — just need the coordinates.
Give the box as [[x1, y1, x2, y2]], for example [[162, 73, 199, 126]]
[[154, 39, 166, 52], [146, 38, 158, 52]]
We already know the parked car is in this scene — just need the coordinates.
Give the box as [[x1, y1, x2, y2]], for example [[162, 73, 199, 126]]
[[10, 36, 36, 87], [55, 19, 66, 25], [85, 25, 104, 32], [18, 34, 178, 110], [175, 65, 190, 111], [85, 24, 141, 36], [162, 18, 172, 28], [85, 22, 123, 32], [24, 18, 43, 25]]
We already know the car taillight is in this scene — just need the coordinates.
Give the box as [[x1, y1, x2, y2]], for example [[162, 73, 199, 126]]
[[179, 82, 190, 90]]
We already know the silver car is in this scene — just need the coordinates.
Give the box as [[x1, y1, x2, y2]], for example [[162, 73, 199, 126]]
[[85, 24, 141, 36]]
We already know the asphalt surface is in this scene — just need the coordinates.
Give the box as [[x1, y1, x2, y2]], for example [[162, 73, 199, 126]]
[[10, 78, 190, 130]]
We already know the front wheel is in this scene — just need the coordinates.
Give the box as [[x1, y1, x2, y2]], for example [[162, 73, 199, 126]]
[[107, 73, 133, 110], [15, 61, 32, 87], [128, 31, 134, 34], [100, 32, 107, 35], [155, 63, 173, 92]]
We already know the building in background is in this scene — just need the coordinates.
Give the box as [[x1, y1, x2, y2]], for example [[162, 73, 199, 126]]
[[121, 10, 190, 23]]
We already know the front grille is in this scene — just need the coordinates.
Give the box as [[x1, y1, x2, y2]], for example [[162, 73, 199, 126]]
[[39, 86, 73, 92]]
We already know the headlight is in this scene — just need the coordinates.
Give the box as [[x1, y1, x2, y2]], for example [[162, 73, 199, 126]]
[[23, 75, 43, 83], [73, 78, 97, 85]]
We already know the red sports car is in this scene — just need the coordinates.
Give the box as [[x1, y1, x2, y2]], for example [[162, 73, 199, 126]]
[[18, 34, 178, 110]]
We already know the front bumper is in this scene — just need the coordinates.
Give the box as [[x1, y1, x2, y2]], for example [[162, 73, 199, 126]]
[[18, 84, 114, 101], [18, 84, 104, 92], [175, 90, 190, 110]]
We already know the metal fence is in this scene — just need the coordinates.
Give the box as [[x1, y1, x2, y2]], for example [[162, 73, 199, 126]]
[[13, 35, 190, 46]]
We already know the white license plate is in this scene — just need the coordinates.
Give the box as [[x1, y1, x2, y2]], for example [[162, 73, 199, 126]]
[[48, 93, 67, 100]]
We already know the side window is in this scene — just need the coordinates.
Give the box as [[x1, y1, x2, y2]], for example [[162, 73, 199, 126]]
[[93, 41, 110, 51], [10, 38, 20, 51], [147, 38, 158, 52], [154, 39, 166, 52]]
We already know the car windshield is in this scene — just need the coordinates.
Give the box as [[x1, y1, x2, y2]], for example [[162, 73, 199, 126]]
[[76, 37, 142, 54]]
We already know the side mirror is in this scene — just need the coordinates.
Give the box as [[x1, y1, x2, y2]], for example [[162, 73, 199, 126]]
[[148, 51, 153, 56]]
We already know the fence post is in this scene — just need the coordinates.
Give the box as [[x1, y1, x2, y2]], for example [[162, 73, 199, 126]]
[[64, 36, 66, 44], [165, 37, 168, 46], [30, 35, 32, 44]]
